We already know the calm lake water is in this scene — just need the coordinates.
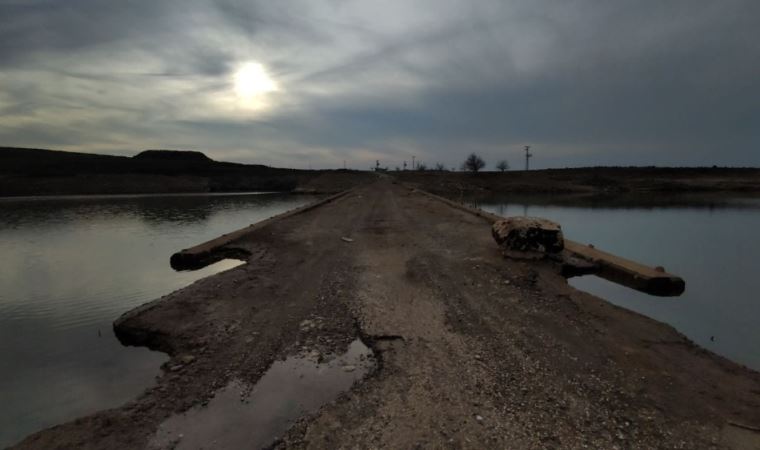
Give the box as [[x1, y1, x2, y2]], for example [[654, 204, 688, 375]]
[[0, 193, 317, 447], [472, 194, 760, 372]]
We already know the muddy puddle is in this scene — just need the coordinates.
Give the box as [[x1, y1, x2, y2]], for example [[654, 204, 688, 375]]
[[151, 339, 374, 449]]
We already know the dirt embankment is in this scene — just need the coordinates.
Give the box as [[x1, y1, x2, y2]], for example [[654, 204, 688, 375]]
[[394, 167, 760, 197], [14, 179, 760, 449]]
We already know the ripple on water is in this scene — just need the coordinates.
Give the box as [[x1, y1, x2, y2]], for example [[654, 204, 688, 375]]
[[151, 339, 375, 449]]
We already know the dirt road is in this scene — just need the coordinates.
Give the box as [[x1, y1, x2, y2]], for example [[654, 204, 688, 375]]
[[16, 179, 760, 449]]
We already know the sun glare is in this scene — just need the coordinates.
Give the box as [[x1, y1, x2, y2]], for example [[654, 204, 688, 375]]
[[233, 62, 279, 109]]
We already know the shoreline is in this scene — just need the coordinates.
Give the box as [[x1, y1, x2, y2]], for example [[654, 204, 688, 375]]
[[0, 191, 298, 202], [13, 179, 760, 449]]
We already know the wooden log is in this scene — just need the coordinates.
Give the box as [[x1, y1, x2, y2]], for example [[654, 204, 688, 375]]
[[406, 185, 685, 297], [563, 240, 685, 297]]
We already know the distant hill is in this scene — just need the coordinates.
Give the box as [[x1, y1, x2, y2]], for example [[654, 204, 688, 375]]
[[133, 150, 213, 162], [0, 147, 274, 177], [8, 146, 755, 198], [1, 147, 129, 175], [0, 146, 372, 196]]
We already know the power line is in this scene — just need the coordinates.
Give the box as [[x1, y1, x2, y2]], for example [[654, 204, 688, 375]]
[[524, 145, 532, 171]]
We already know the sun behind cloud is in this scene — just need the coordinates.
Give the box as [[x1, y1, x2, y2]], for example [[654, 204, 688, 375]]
[[233, 62, 279, 109]]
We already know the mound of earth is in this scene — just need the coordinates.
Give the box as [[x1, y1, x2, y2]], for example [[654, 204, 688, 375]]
[[133, 150, 213, 162]]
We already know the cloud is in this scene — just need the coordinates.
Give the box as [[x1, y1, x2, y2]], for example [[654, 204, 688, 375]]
[[0, 0, 758, 168]]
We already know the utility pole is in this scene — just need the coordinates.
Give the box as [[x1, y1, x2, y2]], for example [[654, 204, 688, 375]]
[[524, 145, 532, 171], [412, 155, 416, 170]]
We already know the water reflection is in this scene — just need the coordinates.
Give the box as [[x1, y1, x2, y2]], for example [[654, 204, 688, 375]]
[[470, 194, 760, 371], [0, 192, 292, 226], [467, 192, 760, 212], [152, 339, 374, 449], [0, 193, 317, 447]]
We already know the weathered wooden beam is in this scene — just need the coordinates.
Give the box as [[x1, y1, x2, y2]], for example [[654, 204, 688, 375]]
[[406, 185, 685, 297], [563, 240, 685, 297], [170, 190, 352, 270]]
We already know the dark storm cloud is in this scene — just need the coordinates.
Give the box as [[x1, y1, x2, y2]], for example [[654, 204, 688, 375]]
[[0, 0, 758, 168], [0, 1, 171, 63]]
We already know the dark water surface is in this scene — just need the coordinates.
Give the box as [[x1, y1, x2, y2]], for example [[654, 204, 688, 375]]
[[0, 193, 317, 447], [151, 339, 374, 449], [472, 194, 760, 372]]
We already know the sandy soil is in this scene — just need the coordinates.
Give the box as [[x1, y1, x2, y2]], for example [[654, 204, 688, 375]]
[[14, 179, 760, 449]]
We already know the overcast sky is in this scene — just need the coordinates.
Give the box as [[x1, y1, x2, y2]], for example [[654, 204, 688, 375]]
[[1, 0, 758, 169]]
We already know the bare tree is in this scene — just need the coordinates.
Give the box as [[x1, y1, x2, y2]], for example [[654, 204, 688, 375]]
[[417, 163, 427, 171], [496, 160, 510, 172], [461, 153, 486, 172], [434, 162, 446, 171]]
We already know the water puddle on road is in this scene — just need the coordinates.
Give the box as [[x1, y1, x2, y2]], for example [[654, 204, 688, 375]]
[[150, 339, 375, 449]]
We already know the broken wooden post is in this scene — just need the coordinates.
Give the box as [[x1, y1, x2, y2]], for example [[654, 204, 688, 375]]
[[491, 217, 564, 259], [490, 215, 685, 297]]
